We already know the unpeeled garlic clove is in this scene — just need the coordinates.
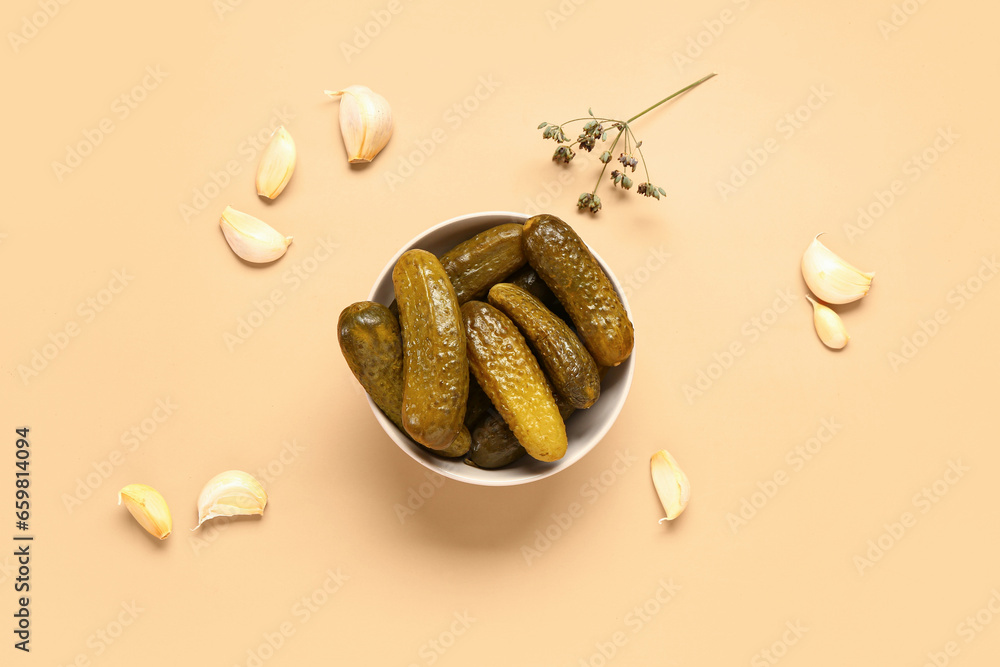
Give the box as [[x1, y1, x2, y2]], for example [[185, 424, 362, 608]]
[[801, 234, 874, 304], [651, 449, 690, 523], [195, 470, 267, 529], [219, 206, 292, 263], [256, 126, 296, 199], [806, 296, 849, 349], [324, 85, 393, 163], [119, 483, 172, 539]]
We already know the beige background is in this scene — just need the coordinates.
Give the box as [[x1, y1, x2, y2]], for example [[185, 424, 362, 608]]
[[3, 0, 999, 664]]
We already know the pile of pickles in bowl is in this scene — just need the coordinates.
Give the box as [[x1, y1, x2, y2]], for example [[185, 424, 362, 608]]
[[338, 212, 635, 486]]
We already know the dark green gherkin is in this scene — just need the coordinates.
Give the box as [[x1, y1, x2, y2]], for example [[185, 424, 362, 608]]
[[337, 301, 406, 430], [438, 223, 527, 303], [522, 214, 634, 367]]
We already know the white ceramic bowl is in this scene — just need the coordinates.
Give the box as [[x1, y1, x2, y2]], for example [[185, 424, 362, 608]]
[[366, 211, 635, 486]]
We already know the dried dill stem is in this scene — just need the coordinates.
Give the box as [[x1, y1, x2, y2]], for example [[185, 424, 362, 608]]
[[537, 72, 717, 214]]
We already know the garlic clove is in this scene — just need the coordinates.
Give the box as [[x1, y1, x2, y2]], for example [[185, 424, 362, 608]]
[[651, 449, 690, 523], [801, 234, 874, 304], [255, 126, 296, 199], [195, 470, 267, 529], [324, 85, 393, 163], [119, 483, 172, 539], [806, 295, 849, 349], [219, 206, 292, 263]]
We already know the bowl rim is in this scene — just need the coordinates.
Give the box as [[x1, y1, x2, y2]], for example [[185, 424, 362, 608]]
[[365, 210, 635, 486]]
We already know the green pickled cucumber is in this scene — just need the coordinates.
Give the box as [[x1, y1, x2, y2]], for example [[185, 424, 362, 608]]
[[337, 301, 406, 430], [429, 427, 471, 458], [465, 368, 607, 469], [466, 410, 526, 469], [338, 300, 470, 456], [464, 375, 491, 431], [506, 265, 566, 317], [488, 283, 600, 409], [393, 249, 468, 450], [522, 214, 634, 367], [461, 300, 567, 462], [439, 223, 527, 303]]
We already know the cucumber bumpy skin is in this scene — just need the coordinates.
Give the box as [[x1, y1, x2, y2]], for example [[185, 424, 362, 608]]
[[464, 368, 606, 469], [522, 214, 634, 367], [466, 410, 527, 469], [506, 265, 564, 316], [338, 300, 470, 456], [337, 301, 406, 430], [393, 249, 468, 450], [461, 300, 567, 463], [488, 282, 600, 410], [439, 222, 527, 303]]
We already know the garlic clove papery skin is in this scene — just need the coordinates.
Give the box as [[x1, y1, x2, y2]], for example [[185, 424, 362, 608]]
[[325, 85, 393, 163], [801, 234, 874, 304], [195, 470, 268, 529]]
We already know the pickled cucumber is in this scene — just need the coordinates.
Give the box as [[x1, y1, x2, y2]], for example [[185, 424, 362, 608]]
[[429, 427, 471, 458], [439, 222, 527, 303], [337, 301, 405, 430], [393, 249, 468, 450], [507, 265, 565, 316], [461, 300, 567, 462], [464, 375, 491, 431], [522, 214, 634, 367], [488, 283, 600, 409], [466, 411, 526, 469]]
